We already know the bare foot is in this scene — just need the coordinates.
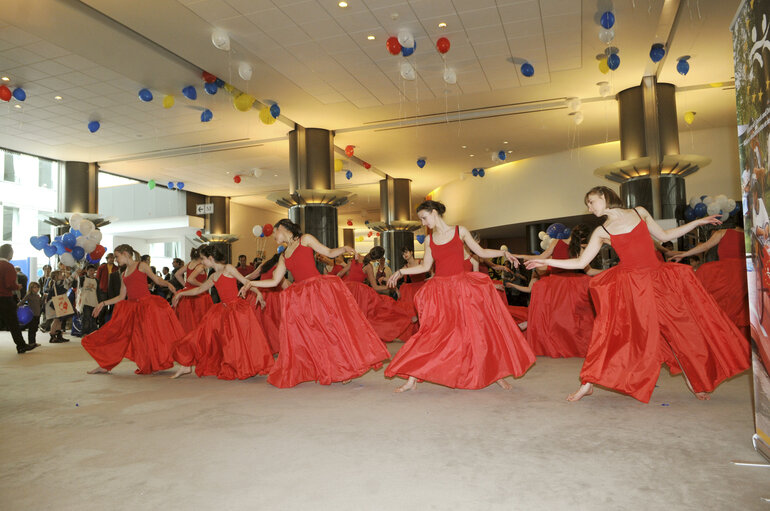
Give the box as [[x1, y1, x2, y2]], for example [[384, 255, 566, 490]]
[[567, 383, 594, 402], [342, 379, 352, 384], [87, 366, 110, 374], [517, 321, 528, 331], [170, 366, 193, 379], [496, 378, 512, 390], [695, 392, 711, 401], [411, 315, 418, 324], [395, 376, 417, 393]]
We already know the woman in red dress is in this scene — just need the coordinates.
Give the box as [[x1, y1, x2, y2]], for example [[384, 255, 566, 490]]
[[526, 187, 750, 403], [669, 220, 749, 338], [239, 219, 390, 388], [396, 247, 428, 317], [244, 253, 288, 354], [524, 224, 598, 358], [170, 245, 273, 380], [385, 200, 536, 392], [173, 247, 213, 333], [83, 244, 182, 375]]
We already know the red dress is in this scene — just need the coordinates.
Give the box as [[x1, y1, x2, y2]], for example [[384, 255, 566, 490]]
[[581, 219, 750, 402], [255, 267, 283, 354], [328, 264, 344, 276], [268, 243, 390, 388], [398, 267, 427, 315], [82, 268, 184, 374], [173, 274, 273, 380], [547, 240, 571, 274], [175, 264, 213, 333], [695, 229, 749, 337], [343, 260, 366, 282], [385, 227, 536, 389]]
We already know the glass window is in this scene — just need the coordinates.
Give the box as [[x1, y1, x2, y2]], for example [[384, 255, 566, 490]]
[[38, 159, 54, 189], [38, 212, 53, 238], [3, 152, 16, 183], [3, 206, 19, 241]]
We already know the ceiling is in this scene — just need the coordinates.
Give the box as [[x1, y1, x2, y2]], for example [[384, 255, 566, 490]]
[[0, 0, 742, 220]]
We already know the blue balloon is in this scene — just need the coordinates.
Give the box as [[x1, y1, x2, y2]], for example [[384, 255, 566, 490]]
[[270, 104, 280, 118], [201, 109, 213, 122], [177, 182, 185, 189], [88, 121, 100, 133], [167, 181, 174, 189], [649, 44, 665, 63], [416, 235, 426, 244], [182, 85, 197, 100], [17, 306, 33, 326], [30, 236, 44, 250], [12, 87, 26, 101], [600, 11, 615, 29], [43, 245, 57, 258], [69, 228, 81, 237], [693, 202, 707, 218], [607, 53, 620, 70], [260, 233, 264, 237], [62, 233, 76, 249], [204, 82, 218, 95], [138, 88, 153, 102], [401, 41, 416, 57], [71, 246, 85, 260], [520, 62, 534, 77], [54, 235, 62, 242], [533, 250, 541, 255], [345, 170, 353, 180], [498, 151, 506, 161], [277, 245, 285, 253], [700, 195, 708, 201], [731, 202, 741, 215], [684, 206, 696, 222], [53, 241, 66, 255], [478, 169, 485, 177], [546, 223, 565, 238], [215, 78, 225, 88], [364, 220, 370, 225], [417, 159, 426, 168], [472, 168, 479, 177], [676, 58, 689, 75], [37, 269, 43, 277]]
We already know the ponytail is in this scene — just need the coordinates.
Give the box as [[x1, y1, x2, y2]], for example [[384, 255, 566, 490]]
[[114, 244, 141, 263], [275, 218, 302, 239]]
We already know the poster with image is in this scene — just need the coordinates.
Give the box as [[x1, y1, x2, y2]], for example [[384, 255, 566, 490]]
[[732, 0, 770, 460]]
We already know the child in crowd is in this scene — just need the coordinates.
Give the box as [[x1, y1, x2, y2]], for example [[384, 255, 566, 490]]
[[18, 282, 42, 348], [45, 270, 71, 343], [77, 265, 99, 335]]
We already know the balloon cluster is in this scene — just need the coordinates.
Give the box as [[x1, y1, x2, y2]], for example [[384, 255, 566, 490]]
[[30, 214, 106, 267], [252, 223, 274, 238], [0, 84, 26, 103], [567, 98, 584, 125], [471, 168, 486, 178], [537, 223, 571, 251], [684, 195, 739, 222], [147, 180, 184, 190]]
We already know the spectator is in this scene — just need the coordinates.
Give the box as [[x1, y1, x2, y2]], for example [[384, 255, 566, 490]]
[[141, 254, 151, 265], [38, 264, 51, 291], [18, 282, 42, 348], [77, 265, 99, 336], [162, 266, 170, 280], [169, 258, 184, 291], [236, 254, 254, 277], [96, 253, 118, 326], [0, 244, 36, 353], [15, 266, 28, 301], [45, 270, 71, 343]]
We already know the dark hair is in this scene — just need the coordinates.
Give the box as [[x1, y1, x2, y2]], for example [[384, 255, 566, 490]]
[[275, 219, 302, 239], [87, 264, 97, 271], [162, 266, 169, 272], [401, 246, 413, 255], [141, 254, 151, 263], [416, 200, 446, 216], [568, 224, 591, 258], [0, 244, 12, 259], [238, 254, 246, 259], [368, 246, 385, 260], [190, 247, 200, 259], [584, 186, 623, 209], [199, 244, 227, 263], [261, 253, 281, 273]]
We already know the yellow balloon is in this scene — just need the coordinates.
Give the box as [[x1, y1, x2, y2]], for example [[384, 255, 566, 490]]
[[684, 111, 695, 125], [259, 106, 277, 125], [234, 93, 255, 112], [162, 95, 174, 108], [334, 159, 344, 172], [223, 83, 234, 93], [598, 58, 609, 74]]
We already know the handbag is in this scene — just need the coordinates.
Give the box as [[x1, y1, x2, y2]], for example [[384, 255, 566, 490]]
[[48, 284, 73, 318]]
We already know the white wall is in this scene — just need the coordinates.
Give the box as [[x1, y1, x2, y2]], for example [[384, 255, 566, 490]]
[[431, 126, 741, 229]]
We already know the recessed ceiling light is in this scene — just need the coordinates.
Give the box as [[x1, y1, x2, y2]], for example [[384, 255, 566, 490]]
[[461, 145, 467, 148], [1, 76, 9, 81], [338, 1, 348, 7], [54, 95, 62, 101], [274, 173, 278, 177], [469, 154, 474, 157], [14, 104, 21, 109], [438, 22, 447, 28], [367, 35, 375, 40], [507, 150, 513, 154], [503, 141, 508, 144]]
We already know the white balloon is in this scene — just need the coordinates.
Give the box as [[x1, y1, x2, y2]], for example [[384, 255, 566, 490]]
[[598, 28, 615, 44], [599, 84, 612, 97], [238, 62, 253, 81], [538, 231, 546, 240], [706, 203, 720, 216], [400, 60, 415, 81], [459, 172, 466, 181], [75, 235, 88, 248], [720, 212, 730, 222], [727, 199, 736, 211], [252, 168, 263, 178], [252, 225, 263, 237], [443, 68, 457, 84], [500, 245, 508, 252], [573, 111, 584, 125], [397, 29, 414, 48], [540, 239, 550, 250], [703, 196, 715, 205], [491, 152, 499, 162], [689, 196, 700, 209], [87, 229, 102, 243], [211, 28, 230, 51], [567, 98, 581, 112], [715, 194, 728, 203], [79, 219, 95, 236], [60, 252, 76, 267], [83, 240, 97, 253], [69, 213, 83, 230]]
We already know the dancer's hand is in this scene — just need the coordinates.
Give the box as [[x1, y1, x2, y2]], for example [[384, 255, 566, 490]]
[[93, 302, 104, 318], [525, 259, 548, 270], [171, 292, 183, 308], [504, 251, 520, 268], [387, 271, 401, 288], [238, 282, 251, 298], [698, 214, 722, 226], [342, 246, 355, 255]]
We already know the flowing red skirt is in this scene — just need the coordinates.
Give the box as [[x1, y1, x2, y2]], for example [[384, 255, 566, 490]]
[[268, 275, 390, 388], [345, 281, 414, 342], [173, 298, 274, 380], [527, 274, 594, 358], [385, 272, 536, 389], [254, 289, 282, 354], [696, 258, 749, 335], [398, 281, 426, 316], [175, 291, 213, 333], [582, 262, 750, 403], [82, 295, 183, 374]]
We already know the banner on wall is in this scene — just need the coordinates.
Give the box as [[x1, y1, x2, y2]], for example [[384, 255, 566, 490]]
[[732, 0, 770, 462]]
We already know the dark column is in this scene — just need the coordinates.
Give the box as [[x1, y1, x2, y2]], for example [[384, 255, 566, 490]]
[[526, 223, 549, 254], [207, 196, 230, 235], [62, 161, 98, 213], [383, 231, 413, 271], [289, 204, 338, 248]]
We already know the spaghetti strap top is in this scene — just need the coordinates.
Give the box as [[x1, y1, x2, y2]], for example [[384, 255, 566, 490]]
[[430, 226, 466, 276], [283, 242, 321, 283], [185, 264, 207, 288], [344, 260, 366, 283], [717, 229, 744, 260], [123, 267, 151, 300], [214, 273, 239, 303]]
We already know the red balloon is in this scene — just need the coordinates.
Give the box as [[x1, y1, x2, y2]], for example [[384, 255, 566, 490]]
[[90, 245, 106, 260], [363, 162, 371, 169], [368, 231, 373, 237], [345, 145, 354, 157], [436, 37, 450, 54], [0, 85, 10, 102], [196, 230, 202, 237], [234, 175, 241, 184], [376, 232, 380, 237], [386, 36, 402, 55], [263, 223, 274, 237], [347, 219, 353, 226], [202, 71, 217, 83]]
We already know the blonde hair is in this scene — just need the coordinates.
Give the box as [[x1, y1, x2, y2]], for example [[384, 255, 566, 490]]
[[113, 244, 141, 263]]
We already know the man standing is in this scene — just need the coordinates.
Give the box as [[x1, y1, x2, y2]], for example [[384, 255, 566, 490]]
[[169, 258, 184, 291], [96, 253, 118, 326], [14, 266, 27, 301], [236, 254, 254, 277], [0, 244, 36, 353]]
